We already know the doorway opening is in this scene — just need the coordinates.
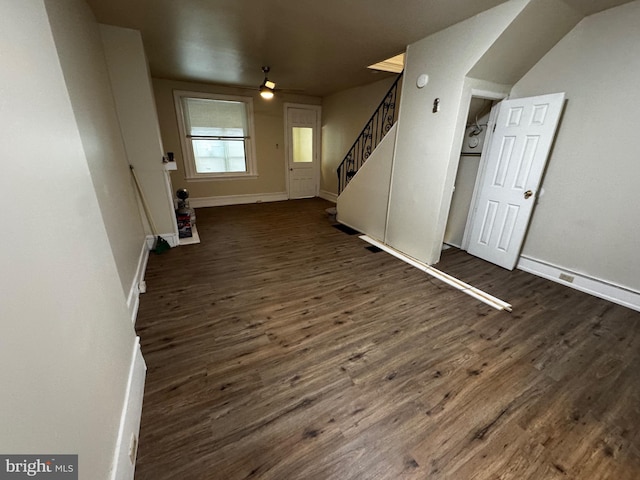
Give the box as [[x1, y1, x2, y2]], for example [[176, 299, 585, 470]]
[[444, 95, 499, 251]]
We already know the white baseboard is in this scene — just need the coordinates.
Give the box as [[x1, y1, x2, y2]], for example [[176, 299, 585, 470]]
[[190, 192, 288, 208], [127, 240, 150, 324], [319, 190, 338, 203], [361, 235, 511, 311], [111, 337, 146, 480], [517, 255, 640, 312], [164, 233, 179, 248]]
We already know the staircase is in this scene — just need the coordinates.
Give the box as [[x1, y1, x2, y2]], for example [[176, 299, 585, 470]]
[[336, 72, 403, 194]]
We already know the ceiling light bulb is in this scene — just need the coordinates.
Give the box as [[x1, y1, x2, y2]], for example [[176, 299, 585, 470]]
[[260, 86, 274, 99]]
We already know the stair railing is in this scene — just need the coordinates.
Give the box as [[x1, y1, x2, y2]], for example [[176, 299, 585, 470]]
[[336, 72, 403, 194]]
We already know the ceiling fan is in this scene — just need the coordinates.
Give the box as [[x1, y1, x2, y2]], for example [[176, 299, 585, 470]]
[[259, 66, 276, 99], [224, 66, 303, 98]]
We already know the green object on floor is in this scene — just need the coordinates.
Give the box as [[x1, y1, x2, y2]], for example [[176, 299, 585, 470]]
[[153, 235, 171, 254]]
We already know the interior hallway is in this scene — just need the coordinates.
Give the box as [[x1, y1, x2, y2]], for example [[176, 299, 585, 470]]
[[134, 198, 640, 479]]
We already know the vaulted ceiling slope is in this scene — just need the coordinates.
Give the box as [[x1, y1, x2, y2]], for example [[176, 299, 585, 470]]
[[85, 0, 635, 97], [469, 0, 583, 85]]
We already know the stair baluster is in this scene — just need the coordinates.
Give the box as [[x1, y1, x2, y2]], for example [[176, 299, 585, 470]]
[[337, 72, 403, 194]]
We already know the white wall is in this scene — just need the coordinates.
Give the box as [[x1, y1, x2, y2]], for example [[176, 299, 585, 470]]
[[0, 1, 137, 478], [100, 25, 178, 240], [153, 78, 322, 200], [512, 0, 640, 292], [336, 124, 398, 240], [444, 155, 481, 247], [45, 0, 147, 297], [469, 0, 582, 84], [385, 0, 529, 264]]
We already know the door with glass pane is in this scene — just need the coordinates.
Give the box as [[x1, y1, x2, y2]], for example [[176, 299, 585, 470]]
[[286, 105, 320, 199]]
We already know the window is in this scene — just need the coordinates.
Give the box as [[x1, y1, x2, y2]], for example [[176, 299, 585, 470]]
[[292, 127, 314, 163], [174, 91, 257, 179]]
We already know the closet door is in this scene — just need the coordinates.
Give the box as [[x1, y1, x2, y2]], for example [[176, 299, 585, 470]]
[[467, 92, 565, 270]]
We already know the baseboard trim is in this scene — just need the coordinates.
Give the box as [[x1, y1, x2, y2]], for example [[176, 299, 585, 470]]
[[110, 337, 146, 480], [164, 233, 180, 248], [318, 190, 338, 203], [517, 256, 640, 312], [361, 234, 512, 311], [190, 192, 288, 208], [127, 239, 150, 324]]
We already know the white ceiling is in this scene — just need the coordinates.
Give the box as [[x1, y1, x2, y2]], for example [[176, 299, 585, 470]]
[[85, 0, 635, 97]]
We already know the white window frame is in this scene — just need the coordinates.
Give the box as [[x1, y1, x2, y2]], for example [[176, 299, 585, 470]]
[[173, 90, 258, 180]]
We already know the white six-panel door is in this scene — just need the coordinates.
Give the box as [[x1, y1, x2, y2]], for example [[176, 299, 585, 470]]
[[467, 93, 566, 270]]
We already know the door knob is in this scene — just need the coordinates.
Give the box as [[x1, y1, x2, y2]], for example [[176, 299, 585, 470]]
[[524, 190, 533, 199]]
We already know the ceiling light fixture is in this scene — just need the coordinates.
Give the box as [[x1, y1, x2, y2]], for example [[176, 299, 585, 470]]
[[259, 66, 275, 99], [259, 85, 274, 99]]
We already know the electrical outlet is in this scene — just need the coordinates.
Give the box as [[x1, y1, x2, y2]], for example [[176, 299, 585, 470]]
[[129, 434, 138, 465], [559, 273, 574, 283]]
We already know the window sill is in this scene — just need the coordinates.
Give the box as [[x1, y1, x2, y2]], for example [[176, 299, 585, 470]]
[[185, 174, 258, 182]]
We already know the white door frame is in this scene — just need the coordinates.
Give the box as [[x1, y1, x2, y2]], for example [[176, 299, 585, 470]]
[[283, 103, 322, 199], [460, 89, 507, 251]]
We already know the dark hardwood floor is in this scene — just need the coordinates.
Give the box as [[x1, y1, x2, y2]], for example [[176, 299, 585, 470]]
[[134, 198, 640, 479]]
